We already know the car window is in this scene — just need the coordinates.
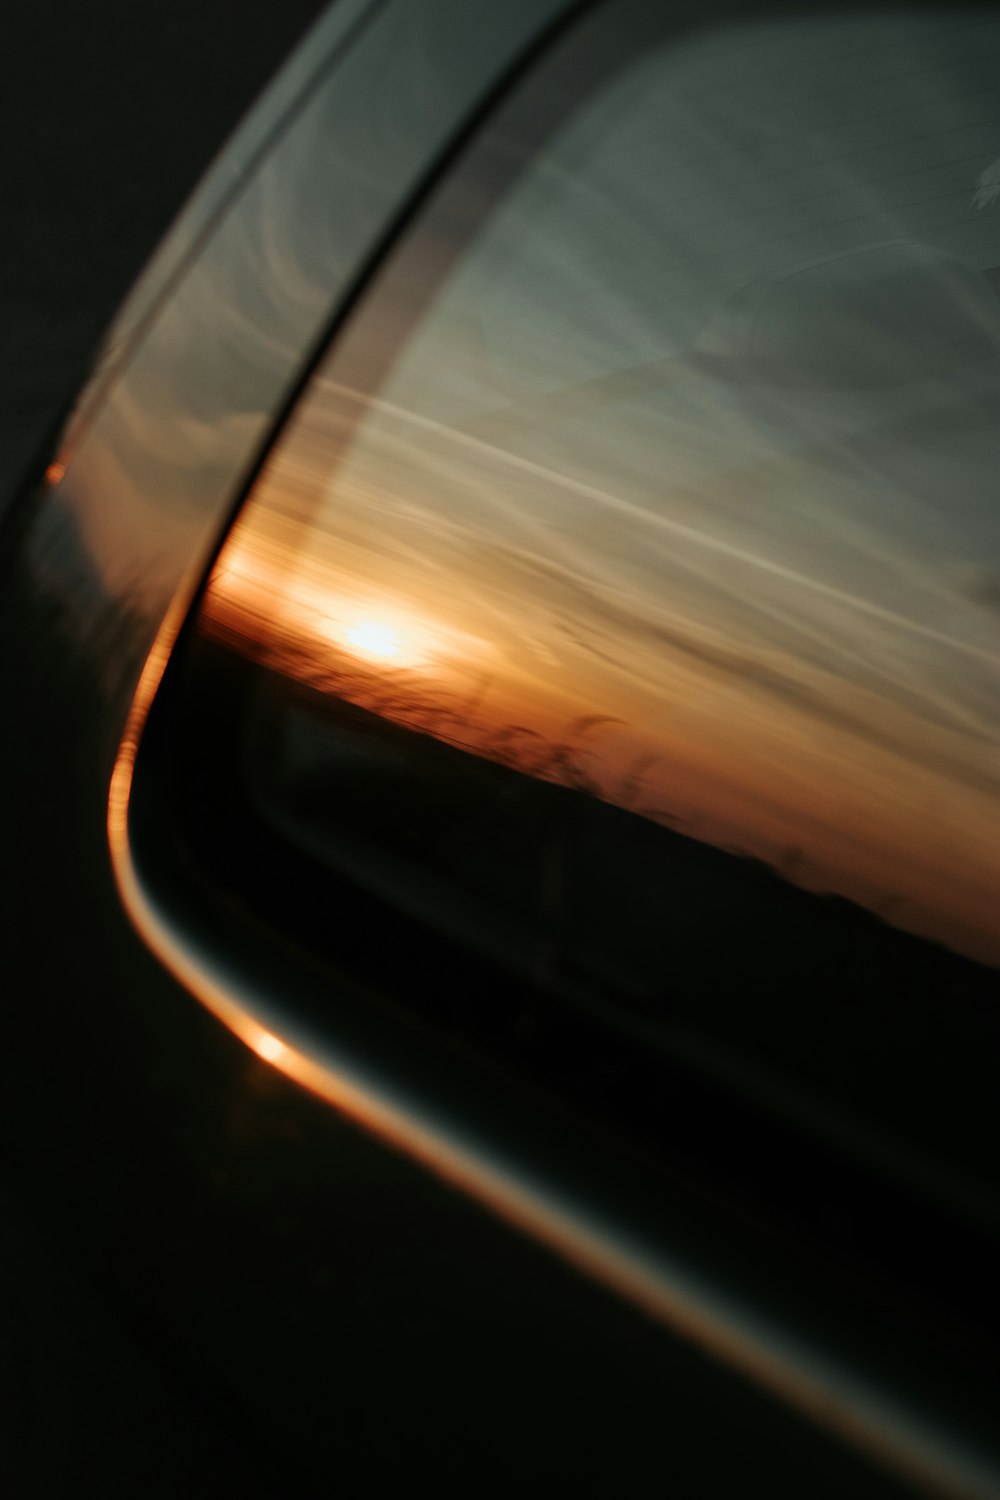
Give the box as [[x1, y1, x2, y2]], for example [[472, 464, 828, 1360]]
[[191, 1, 1000, 1010]]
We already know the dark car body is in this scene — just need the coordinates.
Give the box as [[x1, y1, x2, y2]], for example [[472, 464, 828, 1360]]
[[3, 2, 999, 1495]]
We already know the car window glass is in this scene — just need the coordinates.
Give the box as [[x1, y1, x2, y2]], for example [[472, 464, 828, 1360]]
[[195, 0, 1000, 995]]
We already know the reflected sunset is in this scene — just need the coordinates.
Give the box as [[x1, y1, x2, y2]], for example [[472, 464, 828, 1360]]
[[199, 11, 1000, 970], [345, 620, 404, 662], [201, 366, 1000, 969]]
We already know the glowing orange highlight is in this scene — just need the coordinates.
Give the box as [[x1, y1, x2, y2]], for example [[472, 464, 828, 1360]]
[[345, 619, 403, 660], [251, 1029, 287, 1064]]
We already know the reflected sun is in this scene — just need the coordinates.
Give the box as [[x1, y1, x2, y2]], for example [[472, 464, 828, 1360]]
[[345, 618, 405, 662]]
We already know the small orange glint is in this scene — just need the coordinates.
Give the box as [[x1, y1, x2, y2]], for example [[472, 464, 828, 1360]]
[[45, 460, 65, 486], [252, 1030, 286, 1065]]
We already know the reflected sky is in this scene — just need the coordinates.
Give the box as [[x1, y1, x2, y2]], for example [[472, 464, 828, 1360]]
[[202, 7, 1000, 966]]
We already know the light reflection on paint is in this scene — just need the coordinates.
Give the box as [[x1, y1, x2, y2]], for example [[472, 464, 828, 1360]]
[[251, 1029, 287, 1064]]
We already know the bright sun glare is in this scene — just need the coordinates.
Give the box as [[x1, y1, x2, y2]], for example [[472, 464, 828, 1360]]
[[345, 619, 403, 661]]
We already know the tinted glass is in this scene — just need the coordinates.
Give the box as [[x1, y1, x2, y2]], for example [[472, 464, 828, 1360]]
[[195, 2, 1000, 1003]]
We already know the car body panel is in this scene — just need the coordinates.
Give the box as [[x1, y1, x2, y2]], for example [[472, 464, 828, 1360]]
[[3, 3, 998, 1496]]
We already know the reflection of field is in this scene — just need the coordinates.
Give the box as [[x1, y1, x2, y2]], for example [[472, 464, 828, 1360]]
[[199, 545, 1000, 969], [200, 575, 675, 823]]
